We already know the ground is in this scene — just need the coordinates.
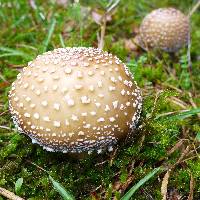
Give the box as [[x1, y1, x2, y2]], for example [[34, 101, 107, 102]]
[[0, 0, 200, 200]]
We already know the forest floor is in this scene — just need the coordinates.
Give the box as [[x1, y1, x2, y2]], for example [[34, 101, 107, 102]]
[[0, 0, 200, 199]]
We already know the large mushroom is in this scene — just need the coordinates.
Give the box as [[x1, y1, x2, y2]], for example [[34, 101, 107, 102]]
[[138, 8, 189, 52], [8, 47, 142, 154]]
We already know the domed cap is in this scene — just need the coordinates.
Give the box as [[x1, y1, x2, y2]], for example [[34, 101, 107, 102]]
[[139, 8, 189, 52], [8, 47, 142, 154]]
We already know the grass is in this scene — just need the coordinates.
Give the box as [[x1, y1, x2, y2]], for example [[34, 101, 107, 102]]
[[0, 0, 200, 199]]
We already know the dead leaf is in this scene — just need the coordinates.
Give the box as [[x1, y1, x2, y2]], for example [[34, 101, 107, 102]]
[[0, 81, 10, 89]]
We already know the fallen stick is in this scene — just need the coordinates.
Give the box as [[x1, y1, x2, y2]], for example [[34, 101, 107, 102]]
[[0, 187, 25, 200]]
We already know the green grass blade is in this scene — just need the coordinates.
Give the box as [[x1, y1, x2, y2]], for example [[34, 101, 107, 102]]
[[156, 108, 200, 120], [59, 34, 66, 48], [42, 18, 56, 53], [49, 175, 75, 200], [0, 47, 33, 60], [168, 108, 200, 120], [11, 15, 26, 29], [196, 132, 200, 142], [121, 167, 162, 200]]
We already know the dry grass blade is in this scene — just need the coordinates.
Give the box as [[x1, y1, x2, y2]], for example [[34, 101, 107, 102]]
[[0, 187, 25, 200], [188, 0, 200, 17], [169, 97, 188, 109], [161, 170, 170, 200], [167, 140, 184, 156], [0, 125, 15, 131], [174, 146, 190, 168], [187, 173, 195, 200]]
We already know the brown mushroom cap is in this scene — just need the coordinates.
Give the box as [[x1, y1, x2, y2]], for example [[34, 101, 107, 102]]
[[139, 8, 189, 52], [8, 47, 142, 154]]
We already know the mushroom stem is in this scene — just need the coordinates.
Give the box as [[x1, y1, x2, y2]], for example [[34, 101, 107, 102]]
[[0, 187, 24, 200], [98, 0, 120, 50], [98, 14, 107, 50]]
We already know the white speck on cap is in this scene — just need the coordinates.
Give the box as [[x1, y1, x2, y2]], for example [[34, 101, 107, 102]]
[[41, 101, 48, 107], [81, 96, 91, 104], [54, 103, 60, 111]]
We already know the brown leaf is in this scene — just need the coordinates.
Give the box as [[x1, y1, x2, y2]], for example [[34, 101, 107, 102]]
[[0, 81, 10, 89]]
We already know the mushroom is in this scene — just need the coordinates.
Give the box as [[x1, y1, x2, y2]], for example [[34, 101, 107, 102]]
[[138, 8, 189, 52], [8, 47, 142, 154]]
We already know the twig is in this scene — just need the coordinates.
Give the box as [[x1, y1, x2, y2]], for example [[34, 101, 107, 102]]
[[0, 187, 24, 200], [26, 160, 48, 173], [188, 0, 200, 18]]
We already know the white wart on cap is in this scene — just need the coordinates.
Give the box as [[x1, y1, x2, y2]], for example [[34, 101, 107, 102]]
[[8, 47, 142, 154], [139, 8, 189, 52]]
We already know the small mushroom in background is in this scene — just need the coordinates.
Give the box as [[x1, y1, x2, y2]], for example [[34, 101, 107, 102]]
[[138, 8, 189, 52], [8, 47, 142, 154]]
